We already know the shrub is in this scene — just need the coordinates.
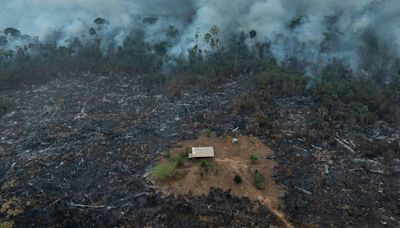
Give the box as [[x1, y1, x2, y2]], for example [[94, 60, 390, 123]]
[[233, 95, 257, 114], [256, 113, 271, 129], [234, 175, 242, 184], [176, 151, 188, 167], [254, 171, 266, 189], [151, 161, 177, 180], [250, 154, 258, 162], [206, 128, 212, 137], [199, 159, 209, 168], [255, 65, 309, 97], [199, 159, 211, 176], [348, 102, 378, 125]]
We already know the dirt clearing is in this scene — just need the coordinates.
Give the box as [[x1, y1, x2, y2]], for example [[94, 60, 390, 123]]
[[149, 135, 292, 227]]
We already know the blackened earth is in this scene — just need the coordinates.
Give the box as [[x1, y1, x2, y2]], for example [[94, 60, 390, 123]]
[[0, 73, 399, 227]]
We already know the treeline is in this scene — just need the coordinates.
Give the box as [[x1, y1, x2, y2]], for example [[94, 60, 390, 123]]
[[0, 24, 270, 90], [253, 64, 400, 125], [0, 23, 399, 125]]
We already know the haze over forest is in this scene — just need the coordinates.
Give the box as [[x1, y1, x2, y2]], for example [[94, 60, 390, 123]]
[[1, 0, 400, 77]]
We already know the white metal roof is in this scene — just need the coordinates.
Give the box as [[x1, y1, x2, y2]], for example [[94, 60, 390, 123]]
[[189, 147, 215, 158]]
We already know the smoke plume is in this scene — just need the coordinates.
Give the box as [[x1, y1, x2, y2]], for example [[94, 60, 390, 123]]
[[1, 0, 399, 76]]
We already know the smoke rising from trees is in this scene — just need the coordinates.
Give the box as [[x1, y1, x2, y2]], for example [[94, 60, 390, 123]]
[[1, 0, 399, 76]]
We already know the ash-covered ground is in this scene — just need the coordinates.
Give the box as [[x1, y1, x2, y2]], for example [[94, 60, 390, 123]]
[[0, 73, 399, 227]]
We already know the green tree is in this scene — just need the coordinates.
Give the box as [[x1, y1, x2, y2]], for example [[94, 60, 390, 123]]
[[254, 171, 266, 189]]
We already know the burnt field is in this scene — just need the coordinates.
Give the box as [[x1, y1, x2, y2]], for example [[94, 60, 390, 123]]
[[0, 71, 399, 227]]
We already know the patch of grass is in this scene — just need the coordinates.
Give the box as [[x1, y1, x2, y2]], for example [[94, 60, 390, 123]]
[[151, 161, 178, 181], [0, 221, 14, 228], [250, 154, 258, 162], [0, 197, 24, 217], [152, 149, 190, 180], [254, 171, 266, 189], [0, 197, 21, 228]]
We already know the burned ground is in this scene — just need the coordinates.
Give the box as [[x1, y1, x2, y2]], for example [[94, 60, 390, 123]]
[[0, 73, 399, 227]]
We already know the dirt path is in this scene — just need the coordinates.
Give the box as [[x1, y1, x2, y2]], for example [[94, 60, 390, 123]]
[[215, 157, 293, 228]]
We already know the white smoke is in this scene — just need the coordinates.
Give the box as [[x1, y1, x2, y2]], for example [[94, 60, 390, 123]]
[[1, 0, 400, 75]]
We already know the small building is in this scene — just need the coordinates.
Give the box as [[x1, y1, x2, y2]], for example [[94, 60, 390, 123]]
[[189, 147, 215, 159]]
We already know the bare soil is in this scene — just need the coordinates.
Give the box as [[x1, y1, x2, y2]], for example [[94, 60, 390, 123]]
[[150, 135, 291, 227]]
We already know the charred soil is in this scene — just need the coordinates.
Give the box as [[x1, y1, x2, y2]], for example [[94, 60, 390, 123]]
[[0, 73, 399, 227]]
